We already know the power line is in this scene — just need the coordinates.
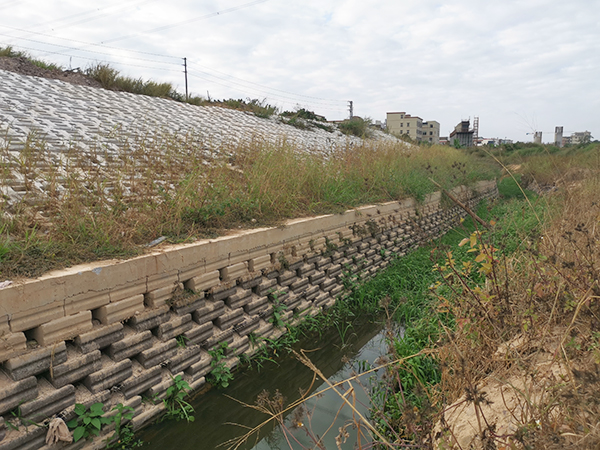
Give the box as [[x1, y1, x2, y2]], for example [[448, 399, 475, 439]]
[[4, 43, 178, 73], [187, 58, 345, 105], [0, 32, 181, 65], [187, 71, 346, 113], [101, 0, 270, 44], [187, 68, 345, 108], [0, 24, 180, 60]]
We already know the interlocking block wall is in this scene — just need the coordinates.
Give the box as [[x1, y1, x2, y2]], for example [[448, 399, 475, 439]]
[[0, 180, 497, 448]]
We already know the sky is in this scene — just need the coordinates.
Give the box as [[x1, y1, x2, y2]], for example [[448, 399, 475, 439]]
[[0, 0, 598, 143]]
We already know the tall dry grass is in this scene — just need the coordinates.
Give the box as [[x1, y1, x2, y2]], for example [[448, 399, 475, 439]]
[[0, 130, 497, 278]]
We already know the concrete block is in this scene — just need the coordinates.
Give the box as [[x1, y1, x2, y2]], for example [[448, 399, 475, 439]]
[[203, 328, 234, 350], [296, 264, 316, 278], [208, 284, 236, 302], [309, 271, 326, 286], [230, 335, 249, 357], [0, 425, 45, 450], [244, 295, 269, 316], [30, 311, 93, 347], [303, 285, 320, 302], [155, 314, 192, 341], [146, 272, 179, 294], [8, 300, 64, 333], [93, 294, 144, 325], [220, 262, 248, 282], [254, 278, 277, 296], [330, 285, 344, 297], [64, 291, 110, 317], [184, 270, 220, 293], [128, 305, 170, 332], [107, 330, 153, 361], [131, 404, 164, 431], [121, 366, 162, 399], [319, 278, 337, 292], [233, 315, 260, 336], [214, 308, 244, 331], [0, 417, 4, 443], [19, 384, 75, 422], [183, 322, 213, 346], [0, 376, 38, 415], [277, 271, 297, 287], [136, 339, 178, 369], [47, 350, 102, 388], [290, 277, 309, 293], [108, 282, 146, 303], [326, 264, 342, 278], [0, 331, 27, 363], [239, 273, 263, 289], [74, 323, 124, 354], [314, 292, 331, 308], [225, 288, 252, 309], [248, 254, 271, 272], [144, 284, 178, 309], [84, 359, 132, 394], [254, 321, 274, 339], [3, 342, 67, 381], [192, 301, 224, 325], [145, 373, 180, 401], [171, 294, 205, 316], [167, 346, 204, 374]]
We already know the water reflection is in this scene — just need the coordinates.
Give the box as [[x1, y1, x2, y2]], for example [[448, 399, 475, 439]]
[[140, 318, 390, 450]]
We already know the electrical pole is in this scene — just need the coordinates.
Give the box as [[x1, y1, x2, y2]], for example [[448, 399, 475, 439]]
[[183, 57, 188, 101], [348, 100, 353, 119]]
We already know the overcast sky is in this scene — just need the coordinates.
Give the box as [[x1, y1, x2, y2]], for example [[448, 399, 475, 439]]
[[1, 0, 598, 142]]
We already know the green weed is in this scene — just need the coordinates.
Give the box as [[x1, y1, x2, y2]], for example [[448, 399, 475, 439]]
[[162, 375, 195, 422], [208, 342, 234, 388]]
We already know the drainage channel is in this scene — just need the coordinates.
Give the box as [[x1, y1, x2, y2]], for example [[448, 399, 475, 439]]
[[139, 317, 391, 449]]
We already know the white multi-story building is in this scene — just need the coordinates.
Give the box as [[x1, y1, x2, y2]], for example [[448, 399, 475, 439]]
[[386, 112, 440, 144]]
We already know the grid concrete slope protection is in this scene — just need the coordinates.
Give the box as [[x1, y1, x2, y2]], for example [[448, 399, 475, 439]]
[[0, 68, 499, 449]]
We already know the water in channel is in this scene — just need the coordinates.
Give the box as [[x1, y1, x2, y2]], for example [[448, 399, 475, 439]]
[[139, 317, 392, 450]]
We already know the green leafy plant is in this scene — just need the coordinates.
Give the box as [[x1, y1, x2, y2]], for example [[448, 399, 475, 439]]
[[176, 334, 188, 348], [270, 297, 288, 329], [208, 342, 234, 388], [105, 403, 140, 449], [162, 375, 195, 422], [67, 402, 111, 442]]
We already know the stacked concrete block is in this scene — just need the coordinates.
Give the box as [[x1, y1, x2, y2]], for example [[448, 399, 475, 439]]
[[106, 330, 153, 362], [3, 343, 67, 381], [0, 375, 38, 415], [83, 358, 132, 394], [74, 323, 124, 354], [154, 314, 193, 341], [121, 366, 162, 399], [93, 295, 144, 325], [128, 306, 170, 332], [47, 350, 102, 388], [18, 384, 75, 422], [136, 339, 178, 369]]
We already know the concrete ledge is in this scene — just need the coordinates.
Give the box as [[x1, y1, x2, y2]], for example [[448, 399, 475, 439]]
[[84, 359, 132, 394]]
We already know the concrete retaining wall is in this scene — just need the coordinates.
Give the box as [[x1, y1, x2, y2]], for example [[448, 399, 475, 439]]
[[0, 180, 497, 449]]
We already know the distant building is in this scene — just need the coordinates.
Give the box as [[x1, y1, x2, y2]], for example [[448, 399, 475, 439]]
[[533, 131, 542, 144], [422, 121, 440, 144], [386, 112, 440, 143], [449, 120, 474, 147], [554, 126, 563, 147], [562, 130, 592, 146]]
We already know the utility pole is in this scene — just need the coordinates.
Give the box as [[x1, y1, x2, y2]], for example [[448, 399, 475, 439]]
[[183, 57, 188, 101], [348, 100, 353, 119]]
